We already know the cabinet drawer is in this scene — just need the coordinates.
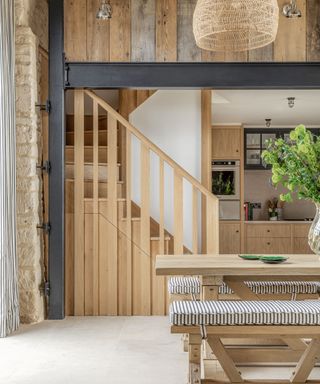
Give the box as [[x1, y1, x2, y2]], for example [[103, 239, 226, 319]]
[[246, 224, 291, 238], [293, 238, 313, 254], [246, 238, 291, 254], [293, 224, 311, 238]]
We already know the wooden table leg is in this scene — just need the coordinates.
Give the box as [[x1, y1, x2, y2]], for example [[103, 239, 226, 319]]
[[201, 276, 223, 300]]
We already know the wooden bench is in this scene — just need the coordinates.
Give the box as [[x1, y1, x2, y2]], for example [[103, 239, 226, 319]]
[[170, 300, 320, 384], [168, 276, 320, 301]]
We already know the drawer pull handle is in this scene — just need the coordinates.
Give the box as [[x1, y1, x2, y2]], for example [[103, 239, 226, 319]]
[[267, 229, 270, 233], [267, 242, 271, 245], [236, 230, 239, 233]]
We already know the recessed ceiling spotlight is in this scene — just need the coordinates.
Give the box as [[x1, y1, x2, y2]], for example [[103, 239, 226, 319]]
[[96, 0, 112, 20], [283, 0, 302, 18], [265, 118, 272, 128], [287, 97, 295, 108]]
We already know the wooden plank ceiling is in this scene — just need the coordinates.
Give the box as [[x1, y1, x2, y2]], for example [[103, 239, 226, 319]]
[[64, 0, 319, 63]]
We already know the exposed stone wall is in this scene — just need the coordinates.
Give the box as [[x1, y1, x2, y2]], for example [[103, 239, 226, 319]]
[[15, 0, 48, 323]]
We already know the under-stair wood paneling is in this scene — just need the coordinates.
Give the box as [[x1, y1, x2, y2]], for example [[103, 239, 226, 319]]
[[64, 0, 319, 62], [74, 90, 85, 315], [65, 90, 219, 316]]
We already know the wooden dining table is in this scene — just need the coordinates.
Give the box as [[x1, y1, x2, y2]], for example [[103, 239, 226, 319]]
[[156, 253, 320, 370], [156, 254, 320, 301]]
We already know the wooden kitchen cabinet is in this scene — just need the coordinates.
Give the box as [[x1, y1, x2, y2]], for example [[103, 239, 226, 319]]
[[219, 222, 241, 254], [246, 224, 291, 238], [293, 224, 312, 254], [212, 127, 241, 159], [245, 223, 313, 255], [246, 237, 291, 254]]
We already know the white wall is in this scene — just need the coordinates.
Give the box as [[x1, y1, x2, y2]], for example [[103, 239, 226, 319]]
[[130, 90, 201, 250]]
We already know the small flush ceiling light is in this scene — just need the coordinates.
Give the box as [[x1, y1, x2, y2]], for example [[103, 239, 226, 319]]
[[265, 118, 272, 128], [193, 0, 279, 52], [287, 97, 295, 108], [96, 0, 112, 20], [283, 0, 302, 18]]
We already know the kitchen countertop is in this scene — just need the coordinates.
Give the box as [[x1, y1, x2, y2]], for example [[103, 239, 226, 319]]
[[244, 220, 312, 224]]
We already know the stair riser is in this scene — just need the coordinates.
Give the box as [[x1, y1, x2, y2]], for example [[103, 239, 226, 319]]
[[65, 180, 124, 213], [65, 147, 120, 163], [66, 131, 108, 146], [65, 163, 120, 182], [84, 200, 126, 219]]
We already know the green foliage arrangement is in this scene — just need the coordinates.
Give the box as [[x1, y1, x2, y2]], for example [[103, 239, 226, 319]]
[[262, 125, 320, 204]]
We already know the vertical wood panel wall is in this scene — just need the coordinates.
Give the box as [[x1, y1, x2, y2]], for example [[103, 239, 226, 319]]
[[64, 0, 320, 63]]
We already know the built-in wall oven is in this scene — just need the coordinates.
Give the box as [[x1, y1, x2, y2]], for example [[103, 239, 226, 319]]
[[212, 160, 241, 220]]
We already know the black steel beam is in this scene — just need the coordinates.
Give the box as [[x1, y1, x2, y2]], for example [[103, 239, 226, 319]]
[[48, 0, 65, 319], [65, 62, 320, 89]]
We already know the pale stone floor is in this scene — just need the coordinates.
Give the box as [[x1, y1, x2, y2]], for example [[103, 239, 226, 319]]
[[1, 316, 320, 384]]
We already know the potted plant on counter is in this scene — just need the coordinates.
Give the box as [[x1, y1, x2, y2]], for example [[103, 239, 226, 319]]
[[262, 125, 320, 255]]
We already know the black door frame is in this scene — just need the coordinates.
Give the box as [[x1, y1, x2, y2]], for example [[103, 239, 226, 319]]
[[48, 0, 320, 319]]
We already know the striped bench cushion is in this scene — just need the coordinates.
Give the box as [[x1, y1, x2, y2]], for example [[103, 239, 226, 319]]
[[168, 277, 320, 295], [170, 300, 320, 326]]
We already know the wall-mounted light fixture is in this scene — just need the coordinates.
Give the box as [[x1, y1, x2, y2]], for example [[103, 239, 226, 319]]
[[96, 0, 112, 20], [265, 118, 272, 128], [283, 0, 302, 18], [287, 97, 295, 108]]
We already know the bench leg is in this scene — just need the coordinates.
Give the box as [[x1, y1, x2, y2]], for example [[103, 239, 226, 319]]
[[206, 336, 244, 383], [283, 337, 308, 352], [189, 334, 202, 384], [291, 338, 320, 383]]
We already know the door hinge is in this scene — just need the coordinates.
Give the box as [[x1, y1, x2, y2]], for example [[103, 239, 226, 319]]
[[40, 281, 50, 297], [36, 160, 51, 174], [37, 222, 51, 234], [64, 62, 70, 87], [35, 100, 51, 113]]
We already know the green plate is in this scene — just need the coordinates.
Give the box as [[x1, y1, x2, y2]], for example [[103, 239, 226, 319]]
[[260, 255, 289, 264], [238, 254, 261, 260]]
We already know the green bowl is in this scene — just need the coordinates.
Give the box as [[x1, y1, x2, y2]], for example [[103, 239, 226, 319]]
[[260, 255, 289, 264], [238, 254, 261, 260]]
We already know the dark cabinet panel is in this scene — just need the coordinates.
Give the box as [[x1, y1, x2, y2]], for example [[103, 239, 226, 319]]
[[244, 128, 320, 170]]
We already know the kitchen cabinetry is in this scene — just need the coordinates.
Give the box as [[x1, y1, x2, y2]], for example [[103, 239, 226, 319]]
[[244, 128, 320, 169], [219, 222, 241, 254], [293, 224, 313, 254], [212, 127, 241, 160], [245, 222, 313, 254]]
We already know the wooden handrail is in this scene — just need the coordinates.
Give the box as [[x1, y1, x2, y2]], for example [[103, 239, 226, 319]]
[[85, 90, 218, 203]]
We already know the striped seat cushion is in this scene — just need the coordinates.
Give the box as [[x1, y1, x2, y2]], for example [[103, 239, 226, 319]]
[[168, 277, 320, 296], [170, 300, 320, 326]]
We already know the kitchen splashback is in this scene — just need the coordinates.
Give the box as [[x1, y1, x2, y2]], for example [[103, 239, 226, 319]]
[[244, 170, 315, 221]]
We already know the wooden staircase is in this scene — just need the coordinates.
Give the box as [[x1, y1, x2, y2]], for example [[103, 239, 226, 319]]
[[65, 89, 219, 316]]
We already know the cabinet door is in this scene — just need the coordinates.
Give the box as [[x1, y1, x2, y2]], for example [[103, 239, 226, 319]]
[[220, 223, 241, 254], [212, 128, 241, 159], [293, 238, 313, 254]]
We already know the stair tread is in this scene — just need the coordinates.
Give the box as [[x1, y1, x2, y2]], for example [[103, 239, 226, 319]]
[[66, 129, 119, 134], [65, 161, 121, 166], [84, 197, 126, 202], [150, 236, 171, 241], [65, 145, 118, 148], [65, 178, 124, 184]]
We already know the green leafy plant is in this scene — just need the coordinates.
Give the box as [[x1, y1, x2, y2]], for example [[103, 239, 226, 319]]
[[261, 125, 320, 203]]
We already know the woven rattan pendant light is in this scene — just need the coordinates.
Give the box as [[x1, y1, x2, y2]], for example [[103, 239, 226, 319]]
[[193, 0, 279, 52]]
